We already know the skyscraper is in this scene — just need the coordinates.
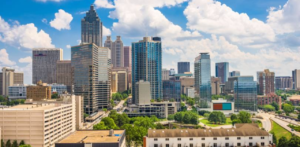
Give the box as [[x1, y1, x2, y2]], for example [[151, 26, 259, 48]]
[[230, 71, 240, 77], [177, 62, 190, 74], [56, 60, 73, 93], [215, 62, 229, 84], [132, 37, 162, 103], [211, 77, 221, 95], [194, 53, 211, 108], [275, 76, 293, 90], [234, 76, 257, 112], [32, 48, 63, 84], [124, 46, 131, 70], [1, 67, 24, 96], [81, 5, 103, 47], [257, 69, 275, 95], [71, 43, 99, 115], [292, 69, 300, 90], [104, 36, 124, 67]]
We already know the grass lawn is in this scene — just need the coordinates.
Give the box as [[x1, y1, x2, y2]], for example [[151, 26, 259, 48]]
[[270, 121, 292, 141], [200, 118, 232, 127]]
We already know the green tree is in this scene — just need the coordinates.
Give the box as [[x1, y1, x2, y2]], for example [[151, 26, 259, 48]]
[[287, 136, 300, 147], [157, 98, 162, 102], [204, 113, 210, 118], [271, 102, 279, 111], [0, 95, 4, 102], [12, 140, 18, 147], [103, 108, 108, 113], [174, 112, 184, 123], [183, 113, 191, 124], [278, 136, 288, 147], [6, 140, 12, 147], [117, 113, 130, 127], [167, 114, 175, 120], [93, 121, 107, 130], [150, 99, 155, 102], [298, 114, 300, 120], [1, 139, 5, 147], [156, 123, 165, 129], [19, 140, 25, 146], [208, 111, 226, 124], [238, 111, 251, 123], [230, 114, 237, 121], [84, 113, 89, 119], [263, 105, 275, 111], [283, 103, 294, 115], [271, 132, 277, 145], [19, 145, 31, 147], [169, 98, 175, 102], [51, 93, 59, 99], [190, 114, 198, 125], [122, 93, 128, 99], [94, 117, 119, 130]]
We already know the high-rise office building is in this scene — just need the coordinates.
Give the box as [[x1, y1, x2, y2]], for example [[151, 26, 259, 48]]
[[71, 43, 99, 115], [162, 69, 170, 80], [169, 68, 175, 76], [211, 77, 221, 95], [215, 62, 229, 84], [230, 71, 240, 77], [292, 69, 300, 90], [132, 37, 162, 103], [177, 62, 190, 74], [163, 80, 181, 102], [257, 69, 275, 95], [194, 53, 211, 108], [1, 67, 24, 96], [81, 5, 103, 47], [234, 76, 257, 112], [104, 36, 124, 68], [124, 46, 131, 70], [32, 48, 63, 84], [275, 76, 293, 90], [57, 60, 73, 93]]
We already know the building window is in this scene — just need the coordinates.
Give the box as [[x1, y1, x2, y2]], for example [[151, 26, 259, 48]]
[[154, 144, 158, 147], [190, 144, 193, 147], [166, 144, 169, 147], [154, 138, 158, 141], [261, 142, 265, 146], [213, 143, 217, 147], [237, 137, 241, 140], [249, 143, 253, 147], [178, 138, 181, 141], [261, 137, 265, 139], [249, 137, 253, 140], [201, 143, 205, 147], [225, 143, 229, 147], [189, 138, 193, 141], [201, 138, 205, 140], [237, 143, 241, 146], [225, 137, 229, 140], [178, 144, 181, 147], [166, 138, 169, 141], [213, 137, 217, 140]]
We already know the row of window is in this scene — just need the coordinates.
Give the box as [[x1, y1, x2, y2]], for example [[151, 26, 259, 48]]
[[154, 142, 265, 147], [154, 137, 265, 141]]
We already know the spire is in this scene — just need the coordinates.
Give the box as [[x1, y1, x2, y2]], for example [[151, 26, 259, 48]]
[[90, 4, 94, 10]]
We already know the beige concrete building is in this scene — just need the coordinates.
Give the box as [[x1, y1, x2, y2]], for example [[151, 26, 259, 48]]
[[162, 68, 170, 80], [180, 77, 194, 95], [111, 67, 129, 93], [56, 60, 72, 93], [211, 76, 221, 95], [104, 36, 124, 68], [0, 95, 82, 147], [293, 69, 300, 90], [0, 67, 24, 96], [27, 80, 51, 101]]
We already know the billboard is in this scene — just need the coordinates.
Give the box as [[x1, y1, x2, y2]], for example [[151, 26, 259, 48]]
[[213, 103, 232, 110]]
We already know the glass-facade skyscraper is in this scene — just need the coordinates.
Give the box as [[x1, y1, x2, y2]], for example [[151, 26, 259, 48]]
[[81, 5, 103, 47], [163, 80, 181, 102], [234, 76, 257, 112], [230, 71, 240, 77], [194, 53, 211, 108], [177, 62, 190, 74], [132, 37, 162, 103], [215, 62, 229, 84]]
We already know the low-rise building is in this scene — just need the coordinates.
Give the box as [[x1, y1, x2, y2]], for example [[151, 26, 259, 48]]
[[8, 84, 27, 100], [145, 124, 273, 147], [199, 98, 235, 115], [0, 95, 82, 147], [186, 87, 195, 98], [26, 80, 51, 101], [48, 83, 68, 95], [257, 93, 281, 109], [288, 95, 300, 106], [55, 130, 126, 147], [163, 80, 181, 101]]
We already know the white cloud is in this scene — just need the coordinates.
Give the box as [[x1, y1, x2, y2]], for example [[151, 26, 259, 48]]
[[103, 25, 111, 36], [267, 0, 300, 34], [77, 40, 81, 45], [66, 45, 71, 49], [50, 9, 73, 31], [78, 11, 88, 15], [94, 0, 115, 8], [0, 16, 54, 49], [19, 56, 32, 63], [42, 18, 48, 24], [0, 49, 16, 66], [36, 0, 62, 2], [183, 0, 276, 47]]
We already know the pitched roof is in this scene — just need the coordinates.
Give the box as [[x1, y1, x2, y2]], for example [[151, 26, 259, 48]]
[[148, 124, 269, 138]]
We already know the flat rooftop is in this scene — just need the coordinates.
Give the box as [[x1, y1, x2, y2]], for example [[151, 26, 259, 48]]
[[58, 130, 125, 143], [1, 103, 67, 111], [289, 95, 300, 100]]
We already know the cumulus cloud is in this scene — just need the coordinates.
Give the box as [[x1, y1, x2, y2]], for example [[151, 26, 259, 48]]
[[50, 9, 73, 31], [0, 49, 16, 66], [66, 45, 71, 49], [183, 0, 276, 47], [0, 16, 54, 49], [94, 0, 115, 8], [267, 0, 300, 34], [19, 56, 32, 63], [103, 25, 111, 36]]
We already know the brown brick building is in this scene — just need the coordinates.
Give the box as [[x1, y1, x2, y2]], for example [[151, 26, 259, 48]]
[[257, 93, 281, 110], [27, 80, 51, 101], [257, 69, 275, 95]]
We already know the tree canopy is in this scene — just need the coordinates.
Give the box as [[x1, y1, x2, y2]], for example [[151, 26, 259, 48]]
[[237, 111, 251, 123], [208, 111, 226, 124], [283, 103, 294, 115]]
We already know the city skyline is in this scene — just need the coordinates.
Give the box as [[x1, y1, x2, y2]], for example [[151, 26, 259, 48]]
[[0, 0, 300, 85]]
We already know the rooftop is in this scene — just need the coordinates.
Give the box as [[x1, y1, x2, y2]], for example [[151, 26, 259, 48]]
[[1, 102, 69, 111], [289, 95, 300, 100], [148, 124, 269, 138], [58, 130, 125, 143]]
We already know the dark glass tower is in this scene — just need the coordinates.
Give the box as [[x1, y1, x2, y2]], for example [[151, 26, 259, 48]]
[[81, 5, 103, 47], [234, 76, 257, 112], [177, 62, 190, 74], [194, 53, 211, 108], [132, 37, 162, 103], [215, 62, 229, 84]]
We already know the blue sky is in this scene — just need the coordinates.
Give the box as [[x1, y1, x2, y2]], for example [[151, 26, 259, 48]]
[[0, 0, 299, 84]]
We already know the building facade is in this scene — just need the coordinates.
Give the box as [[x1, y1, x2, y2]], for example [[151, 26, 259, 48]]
[[27, 81, 52, 101], [257, 69, 275, 95], [104, 36, 124, 68], [111, 68, 128, 93], [1, 67, 24, 96], [71, 43, 99, 115], [169, 68, 175, 76], [48, 83, 67, 95], [145, 124, 273, 147], [275, 76, 293, 90], [81, 5, 102, 47], [8, 84, 27, 100], [194, 53, 211, 108], [186, 87, 195, 98], [257, 93, 281, 110], [292, 69, 300, 90], [211, 77, 221, 95], [56, 60, 73, 93], [215, 62, 229, 84], [163, 80, 181, 102], [234, 76, 257, 112], [177, 62, 190, 74], [230, 71, 240, 77], [135, 80, 151, 105], [124, 46, 131, 70], [162, 68, 170, 80], [32, 48, 63, 84], [132, 37, 162, 103], [180, 77, 194, 95]]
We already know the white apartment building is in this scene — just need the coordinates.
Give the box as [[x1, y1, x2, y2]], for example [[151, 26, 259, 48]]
[[0, 95, 82, 147], [145, 124, 273, 147], [8, 84, 27, 100]]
